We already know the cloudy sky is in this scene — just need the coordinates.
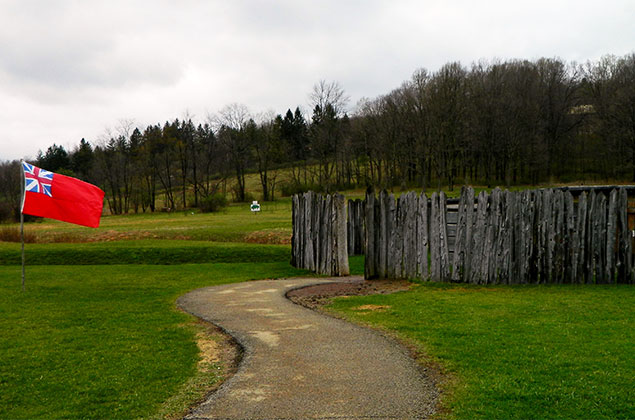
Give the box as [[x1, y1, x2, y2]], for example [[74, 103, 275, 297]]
[[1, 0, 633, 161]]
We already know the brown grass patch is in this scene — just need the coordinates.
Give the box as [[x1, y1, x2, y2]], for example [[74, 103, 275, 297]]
[[244, 229, 291, 245], [196, 331, 221, 368], [353, 304, 392, 312], [0, 227, 38, 243]]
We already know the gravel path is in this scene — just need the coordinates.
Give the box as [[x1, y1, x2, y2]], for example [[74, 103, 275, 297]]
[[177, 276, 437, 419]]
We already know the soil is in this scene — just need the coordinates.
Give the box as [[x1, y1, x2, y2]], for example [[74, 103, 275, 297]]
[[287, 277, 413, 309]]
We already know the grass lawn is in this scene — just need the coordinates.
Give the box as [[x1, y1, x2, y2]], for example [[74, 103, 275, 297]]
[[0, 240, 292, 265], [327, 282, 635, 420], [6, 199, 294, 243], [1, 181, 633, 419], [0, 261, 312, 419]]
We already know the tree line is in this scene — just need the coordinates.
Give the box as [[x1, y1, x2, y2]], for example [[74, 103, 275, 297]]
[[0, 54, 633, 221]]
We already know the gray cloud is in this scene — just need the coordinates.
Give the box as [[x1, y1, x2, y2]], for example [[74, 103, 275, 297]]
[[0, 0, 633, 160]]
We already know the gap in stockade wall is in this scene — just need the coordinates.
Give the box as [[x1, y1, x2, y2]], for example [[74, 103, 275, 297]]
[[292, 187, 635, 284]]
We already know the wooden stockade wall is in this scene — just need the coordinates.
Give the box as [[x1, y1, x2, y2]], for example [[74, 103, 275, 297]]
[[365, 187, 634, 284], [291, 187, 634, 284], [291, 192, 349, 276], [364, 190, 450, 281]]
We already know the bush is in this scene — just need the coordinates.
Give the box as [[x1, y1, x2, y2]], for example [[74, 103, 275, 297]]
[[229, 185, 255, 203], [279, 181, 324, 196], [198, 194, 228, 213], [0, 202, 15, 223]]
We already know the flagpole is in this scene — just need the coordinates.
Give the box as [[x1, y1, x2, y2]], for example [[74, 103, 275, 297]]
[[20, 160, 25, 291]]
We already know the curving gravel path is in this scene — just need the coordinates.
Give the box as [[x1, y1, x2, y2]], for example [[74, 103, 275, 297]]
[[177, 276, 437, 420]]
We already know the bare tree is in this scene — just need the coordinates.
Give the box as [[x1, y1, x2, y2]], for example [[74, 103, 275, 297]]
[[309, 80, 350, 117], [211, 103, 253, 201]]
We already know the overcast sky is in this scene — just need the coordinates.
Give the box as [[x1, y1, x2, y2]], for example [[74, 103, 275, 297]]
[[1, 0, 633, 161]]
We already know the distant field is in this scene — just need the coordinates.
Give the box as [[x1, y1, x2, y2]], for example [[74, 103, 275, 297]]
[[2, 199, 293, 244], [328, 283, 635, 420]]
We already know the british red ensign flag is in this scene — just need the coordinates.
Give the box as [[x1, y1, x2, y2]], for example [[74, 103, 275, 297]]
[[21, 162, 105, 228]]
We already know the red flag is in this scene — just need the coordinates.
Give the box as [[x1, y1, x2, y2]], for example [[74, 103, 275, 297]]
[[21, 162, 104, 228]]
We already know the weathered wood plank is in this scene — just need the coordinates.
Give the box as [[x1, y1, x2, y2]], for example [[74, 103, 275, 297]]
[[430, 192, 440, 281], [499, 190, 513, 284], [576, 192, 588, 284], [378, 190, 388, 278], [439, 192, 450, 280], [464, 187, 475, 282], [597, 193, 608, 283], [617, 188, 633, 283], [470, 191, 488, 284], [564, 192, 576, 283], [586, 191, 597, 284], [487, 188, 501, 284], [417, 192, 429, 279], [364, 189, 376, 279], [451, 187, 468, 282], [552, 190, 565, 284], [386, 193, 397, 277], [606, 189, 618, 283], [312, 192, 321, 272], [404, 192, 418, 279], [334, 193, 350, 276]]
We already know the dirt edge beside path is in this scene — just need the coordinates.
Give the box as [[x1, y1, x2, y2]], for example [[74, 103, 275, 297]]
[[287, 277, 413, 309]]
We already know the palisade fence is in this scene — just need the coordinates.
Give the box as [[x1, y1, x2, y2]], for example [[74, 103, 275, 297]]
[[291, 187, 635, 284], [291, 192, 350, 276]]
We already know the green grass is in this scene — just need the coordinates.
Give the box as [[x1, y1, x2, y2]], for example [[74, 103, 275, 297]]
[[0, 240, 291, 265], [8, 199, 293, 243], [327, 282, 635, 419], [0, 262, 313, 419], [2, 180, 633, 419]]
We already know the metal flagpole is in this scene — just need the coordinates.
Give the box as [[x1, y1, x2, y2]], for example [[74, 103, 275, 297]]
[[20, 160, 25, 291]]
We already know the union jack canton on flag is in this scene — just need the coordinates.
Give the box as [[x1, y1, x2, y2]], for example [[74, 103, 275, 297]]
[[23, 162, 53, 197]]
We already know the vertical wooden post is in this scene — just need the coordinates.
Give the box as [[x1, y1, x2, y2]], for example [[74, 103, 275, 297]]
[[334, 193, 349, 276], [429, 192, 440, 281], [487, 188, 501, 284], [552, 190, 565, 284], [404, 192, 418, 279], [306, 192, 315, 271], [451, 186, 471, 282], [576, 192, 588, 284], [564, 192, 576, 284], [606, 189, 618, 283], [617, 188, 633, 283], [378, 190, 388, 278], [417, 192, 429, 280], [597, 193, 608, 283], [387, 193, 399, 278], [439, 192, 450, 280], [475, 191, 490, 284], [586, 191, 597, 284], [364, 188, 376, 279]]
